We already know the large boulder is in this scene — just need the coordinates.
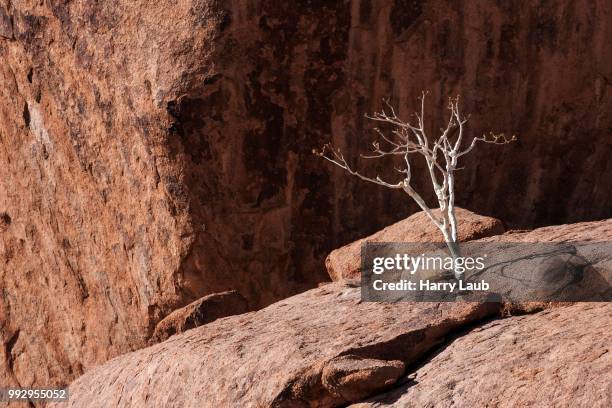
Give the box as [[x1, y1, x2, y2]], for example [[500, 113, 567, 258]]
[[351, 303, 612, 408], [53, 283, 499, 408], [152, 290, 248, 342], [56, 218, 612, 408], [326, 208, 505, 281]]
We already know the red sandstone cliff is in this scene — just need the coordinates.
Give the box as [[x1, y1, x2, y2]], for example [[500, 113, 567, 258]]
[[0, 0, 610, 391]]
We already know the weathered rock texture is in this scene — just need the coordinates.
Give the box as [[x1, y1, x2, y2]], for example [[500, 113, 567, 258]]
[[1, 0, 611, 390], [54, 283, 499, 408], [0, 0, 230, 391], [53, 219, 612, 407], [152, 290, 248, 342], [351, 303, 612, 408], [326, 207, 504, 281]]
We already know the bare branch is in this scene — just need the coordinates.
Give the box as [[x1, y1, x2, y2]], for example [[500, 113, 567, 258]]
[[314, 145, 403, 189], [402, 182, 443, 229], [457, 132, 517, 157]]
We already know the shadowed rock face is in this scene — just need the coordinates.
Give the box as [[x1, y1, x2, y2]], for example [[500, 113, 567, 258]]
[[0, 0, 611, 390]]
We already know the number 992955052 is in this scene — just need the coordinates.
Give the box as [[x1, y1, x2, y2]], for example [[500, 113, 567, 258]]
[[0, 388, 69, 402]]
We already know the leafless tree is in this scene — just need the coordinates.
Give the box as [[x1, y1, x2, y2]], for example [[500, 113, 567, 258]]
[[315, 92, 515, 280]]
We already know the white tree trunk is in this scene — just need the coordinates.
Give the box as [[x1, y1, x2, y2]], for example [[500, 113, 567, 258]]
[[441, 223, 462, 280]]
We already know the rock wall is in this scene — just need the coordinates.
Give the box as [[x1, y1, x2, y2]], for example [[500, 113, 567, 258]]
[[0, 0, 610, 389], [0, 0, 229, 390]]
